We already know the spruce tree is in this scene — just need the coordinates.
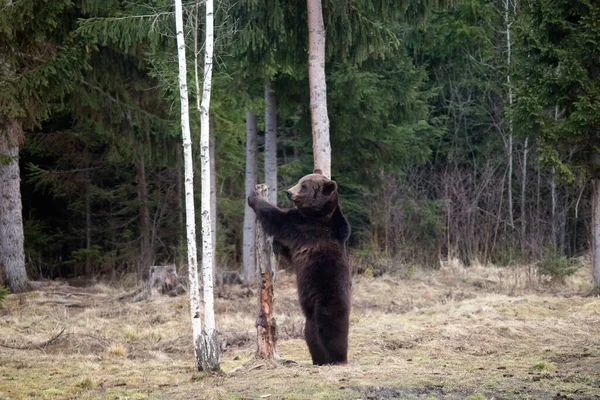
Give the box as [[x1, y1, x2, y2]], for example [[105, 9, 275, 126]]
[[514, 0, 600, 287], [0, 0, 86, 292]]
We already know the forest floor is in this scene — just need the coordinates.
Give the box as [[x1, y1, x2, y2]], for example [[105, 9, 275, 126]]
[[1, 261, 600, 400]]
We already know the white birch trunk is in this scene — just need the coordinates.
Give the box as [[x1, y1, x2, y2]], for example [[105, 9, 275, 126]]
[[505, 0, 515, 227], [264, 81, 278, 205], [243, 112, 258, 284], [194, 0, 218, 285], [198, 0, 219, 371], [0, 121, 30, 293], [188, 0, 219, 371], [174, 0, 207, 371], [307, 0, 331, 179]]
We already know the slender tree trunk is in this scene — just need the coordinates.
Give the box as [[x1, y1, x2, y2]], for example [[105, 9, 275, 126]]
[[505, 0, 515, 227], [254, 184, 279, 360], [243, 111, 258, 284], [536, 158, 541, 246], [85, 182, 92, 276], [197, 0, 219, 371], [210, 121, 217, 280], [137, 154, 153, 275], [521, 136, 528, 248], [593, 178, 600, 289], [307, 0, 331, 178], [551, 105, 559, 248], [264, 81, 278, 205], [551, 166, 557, 247], [174, 0, 204, 371], [176, 144, 184, 243], [264, 82, 278, 273], [0, 121, 29, 293]]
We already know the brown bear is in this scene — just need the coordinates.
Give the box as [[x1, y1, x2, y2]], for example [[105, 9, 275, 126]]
[[247, 169, 351, 365]]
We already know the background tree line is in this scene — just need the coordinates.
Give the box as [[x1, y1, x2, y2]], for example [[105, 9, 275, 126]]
[[1, 0, 598, 290]]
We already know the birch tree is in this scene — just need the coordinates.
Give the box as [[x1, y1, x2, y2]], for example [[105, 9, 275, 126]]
[[174, 0, 219, 371], [198, 0, 219, 371], [307, 0, 331, 178], [194, 0, 218, 282]]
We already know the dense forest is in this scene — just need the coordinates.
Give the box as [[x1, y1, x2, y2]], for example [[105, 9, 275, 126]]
[[1, 0, 599, 290]]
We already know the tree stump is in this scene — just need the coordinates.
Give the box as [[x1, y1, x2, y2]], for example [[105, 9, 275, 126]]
[[127, 264, 186, 302], [149, 264, 186, 296]]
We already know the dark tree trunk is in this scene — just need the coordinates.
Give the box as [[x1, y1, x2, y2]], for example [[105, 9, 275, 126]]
[[137, 154, 153, 275], [176, 144, 184, 243], [85, 183, 92, 276], [210, 117, 217, 281]]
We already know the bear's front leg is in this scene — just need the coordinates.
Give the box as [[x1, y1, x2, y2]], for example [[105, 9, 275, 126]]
[[247, 189, 289, 238]]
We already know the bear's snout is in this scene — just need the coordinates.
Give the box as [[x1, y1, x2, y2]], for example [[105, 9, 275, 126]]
[[286, 190, 293, 199]]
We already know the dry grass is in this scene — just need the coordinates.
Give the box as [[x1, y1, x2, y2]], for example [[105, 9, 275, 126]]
[[1, 262, 600, 399]]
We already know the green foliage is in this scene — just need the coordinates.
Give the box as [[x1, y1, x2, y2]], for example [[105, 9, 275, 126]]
[[412, 0, 505, 166], [0, 0, 88, 129], [532, 361, 557, 372], [23, 217, 60, 279], [514, 0, 600, 179], [329, 60, 440, 175], [491, 246, 525, 267], [537, 244, 578, 282], [64, 245, 118, 276]]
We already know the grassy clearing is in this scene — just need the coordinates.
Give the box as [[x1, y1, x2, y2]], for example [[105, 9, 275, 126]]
[[1, 262, 600, 399]]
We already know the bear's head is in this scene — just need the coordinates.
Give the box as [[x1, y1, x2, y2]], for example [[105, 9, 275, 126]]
[[286, 169, 338, 218]]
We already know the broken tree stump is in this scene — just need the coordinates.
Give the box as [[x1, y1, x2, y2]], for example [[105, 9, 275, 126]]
[[125, 264, 186, 302], [254, 184, 280, 360], [148, 264, 186, 296]]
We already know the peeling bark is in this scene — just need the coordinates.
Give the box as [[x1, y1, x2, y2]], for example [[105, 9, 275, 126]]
[[254, 184, 279, 360]]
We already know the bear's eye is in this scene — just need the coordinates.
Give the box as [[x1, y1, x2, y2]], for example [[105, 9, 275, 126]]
[[301, 184, 307, 190]]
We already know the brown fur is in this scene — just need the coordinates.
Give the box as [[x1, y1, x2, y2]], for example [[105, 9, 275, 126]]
[[248, 170, 351, 365]]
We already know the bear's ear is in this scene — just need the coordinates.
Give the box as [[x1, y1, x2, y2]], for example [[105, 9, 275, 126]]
[[322, 180, 337, 196], [313, 169, 323, 175]]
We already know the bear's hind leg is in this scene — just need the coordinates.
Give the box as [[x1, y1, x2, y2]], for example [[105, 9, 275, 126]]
[[316, 306, 349, 365], [305, 316, 329, 365]]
